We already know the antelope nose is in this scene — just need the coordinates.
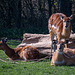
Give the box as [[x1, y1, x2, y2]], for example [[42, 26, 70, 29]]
[[59, 46, 61, 50]]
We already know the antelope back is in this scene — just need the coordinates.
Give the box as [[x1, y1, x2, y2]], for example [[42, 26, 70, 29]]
[[63, 48, 75, 58], [22, 46, 40, 60]]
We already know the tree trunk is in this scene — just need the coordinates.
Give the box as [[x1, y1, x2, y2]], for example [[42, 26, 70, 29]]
[[47, 0, 52, 17], [60, 0, 72, 16], [13, 0, 22, 28], [6, 1, 11, 28]]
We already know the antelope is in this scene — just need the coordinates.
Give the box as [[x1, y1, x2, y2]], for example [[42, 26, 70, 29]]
[[48, 13, 72, 56], [0, 39, 39, 61], [51, 42, 75, 66]]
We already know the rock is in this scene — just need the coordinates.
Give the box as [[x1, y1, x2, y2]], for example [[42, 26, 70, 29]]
[[68, 34, 75, 48], [69, 34, 75, 41]]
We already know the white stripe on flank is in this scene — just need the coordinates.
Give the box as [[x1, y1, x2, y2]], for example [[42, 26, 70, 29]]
[[56, 19, 61, 26], [52, 25, 56, 29], [53, 16, 60, 26], [22, 51, 26, 60], [56, 19, 63, 32]]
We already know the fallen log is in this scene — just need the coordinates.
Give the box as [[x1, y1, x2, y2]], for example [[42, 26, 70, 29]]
[[17, 33, 75, 55]]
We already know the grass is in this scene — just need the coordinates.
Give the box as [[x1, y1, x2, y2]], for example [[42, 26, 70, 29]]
[[0, 40, 75, 75]]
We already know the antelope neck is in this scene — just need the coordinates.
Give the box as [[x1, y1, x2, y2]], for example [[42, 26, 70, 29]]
[[62, 26, 70, 37], [52, 50, 64, 65], [3, 44, 15, 58]]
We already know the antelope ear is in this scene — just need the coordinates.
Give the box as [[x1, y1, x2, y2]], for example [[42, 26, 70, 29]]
[[59, 15, 64, 20], [1, 39, 5, 43], [70, 15, 73, 18], [70, 15, 73, 20], [4, 38, 8, 42]]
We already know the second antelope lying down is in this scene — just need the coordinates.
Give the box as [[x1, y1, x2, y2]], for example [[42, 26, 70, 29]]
[[51, 43, 75, 66], [0, 39, 39, 61]]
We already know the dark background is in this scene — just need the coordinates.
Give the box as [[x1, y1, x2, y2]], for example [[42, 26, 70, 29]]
[[0, 0, 75, 39]]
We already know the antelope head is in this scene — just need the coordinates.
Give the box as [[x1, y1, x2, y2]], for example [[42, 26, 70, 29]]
[[0, 38, 8, 50], [57, 43, 65, 52], [59, 15, 73, 29]]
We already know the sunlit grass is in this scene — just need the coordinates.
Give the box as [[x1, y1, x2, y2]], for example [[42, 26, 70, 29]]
[[0, 40, 75, 75]]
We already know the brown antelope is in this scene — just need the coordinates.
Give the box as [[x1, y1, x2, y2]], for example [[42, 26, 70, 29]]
[[48, 13, 72, 56], [51, 42, 75, 66], [0, 39, 39, 61]]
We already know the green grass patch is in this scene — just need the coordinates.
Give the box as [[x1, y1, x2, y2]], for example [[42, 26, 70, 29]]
[[0, 40, 75, 75]]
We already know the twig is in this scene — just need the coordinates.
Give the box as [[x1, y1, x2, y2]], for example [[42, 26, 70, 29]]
[[0, 55, 50, 64], [0, 58, 19, 64], [0, 58, 7, 63], [20, 56, 50, 64]]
